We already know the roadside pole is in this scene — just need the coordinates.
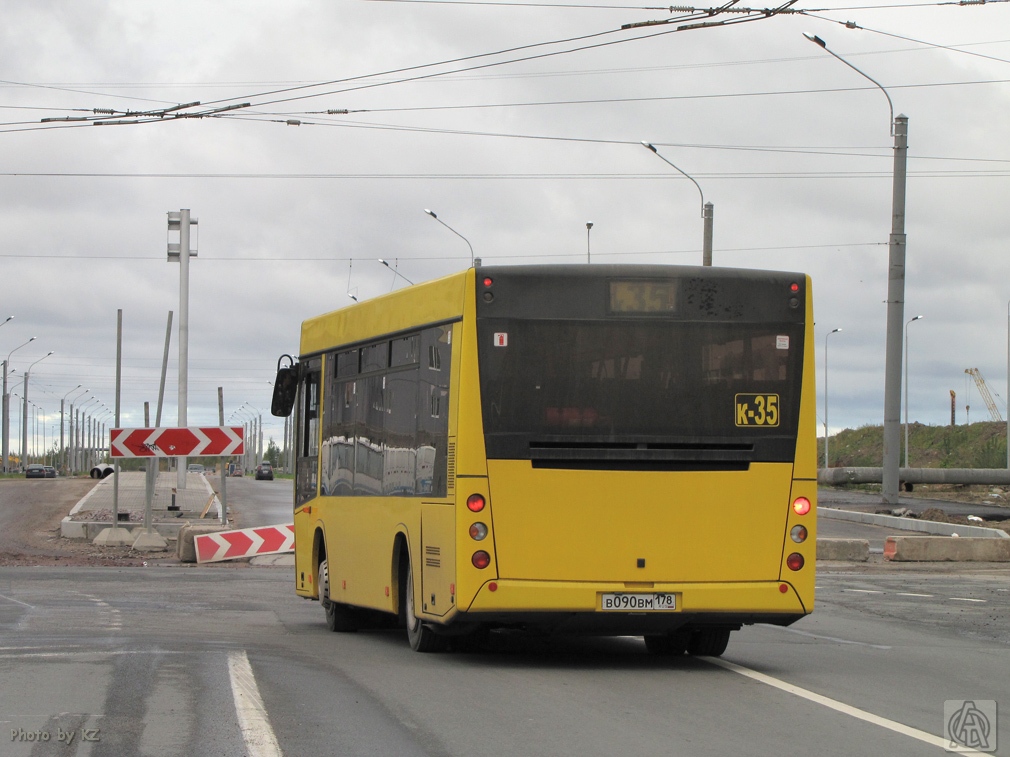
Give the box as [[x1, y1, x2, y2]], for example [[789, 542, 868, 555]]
[[218, 387, 228, 526], [95, 310, 131, 546]]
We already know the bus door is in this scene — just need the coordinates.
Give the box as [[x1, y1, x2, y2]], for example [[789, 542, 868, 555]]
[[294, 357, 321, 594]]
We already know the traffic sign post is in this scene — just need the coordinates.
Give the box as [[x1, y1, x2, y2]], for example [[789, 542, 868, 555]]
[[110, 426, 244, 458]]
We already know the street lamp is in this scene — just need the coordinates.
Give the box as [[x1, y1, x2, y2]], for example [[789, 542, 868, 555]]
[[0, 316, 11, 328], [378, 258, 415, 286], [903, 315, 924, 468], [424, 209, 475, 266], [586, 222, 593, 263], [804, 32, 908, 506], [641, 142, 714, 266], [824, 328, 842, 468], [2, 336, 36, 473], [61, 385, 84, 472], [22, 351, 53, 471]]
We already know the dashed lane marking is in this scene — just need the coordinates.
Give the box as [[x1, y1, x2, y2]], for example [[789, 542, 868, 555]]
[[228, 649, 283, 757], [707, 658, 989, 756]]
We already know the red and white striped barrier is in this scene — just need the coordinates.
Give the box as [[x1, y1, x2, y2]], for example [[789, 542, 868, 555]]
[[195, 523, 295, 563]]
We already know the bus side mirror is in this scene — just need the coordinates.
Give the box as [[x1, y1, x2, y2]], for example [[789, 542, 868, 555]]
[[271, 355, 298, 417]]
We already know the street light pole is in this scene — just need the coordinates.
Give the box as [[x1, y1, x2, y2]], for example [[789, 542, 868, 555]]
[[424, 209, 475, 266], [641, 142, 713, 266], [824, 328, 842, 468], [22, 352, 53, 471], [586, 222, 593, 263], [804, 33, 907, 505], [2, 336, 36, 473], [378, 258, 415, 286], [60, 384, 82, 473], [904, 315, 924, 468]]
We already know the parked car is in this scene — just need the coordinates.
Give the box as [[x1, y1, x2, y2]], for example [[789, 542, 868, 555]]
[[25, 464, 47, 479], [255, 462, 274, 481], [43, 466, 57, 478]]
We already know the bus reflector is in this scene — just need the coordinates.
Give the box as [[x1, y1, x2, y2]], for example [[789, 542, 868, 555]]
[[786, 553, 804, 571], [469, 522, 488, 541], [792, 497, 811, 515], [472, 551, 491, 569], [467, 494, 486, 512], [779, 584, 789, 593], [790, 525, 808, 543]]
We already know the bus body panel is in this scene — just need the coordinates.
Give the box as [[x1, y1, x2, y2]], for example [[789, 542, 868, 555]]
[[484, 460, 794, 584]]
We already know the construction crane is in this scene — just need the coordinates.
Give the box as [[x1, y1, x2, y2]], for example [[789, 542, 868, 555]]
[[964, 368, 1004, 422]]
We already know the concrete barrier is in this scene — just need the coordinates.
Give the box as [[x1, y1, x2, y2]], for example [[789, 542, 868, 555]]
[[177, 523, 231, 562], [817, 538, 869, 562], [820, 508, 1009, 539], [820, 467, 1010, 485], [884, 536, 1010, 562]]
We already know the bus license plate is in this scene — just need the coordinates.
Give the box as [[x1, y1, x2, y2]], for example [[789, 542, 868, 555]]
[[600, 593, 677, 611]]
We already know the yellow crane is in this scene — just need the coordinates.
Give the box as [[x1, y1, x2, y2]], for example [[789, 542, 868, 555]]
[[964, 368, 1004, 422]]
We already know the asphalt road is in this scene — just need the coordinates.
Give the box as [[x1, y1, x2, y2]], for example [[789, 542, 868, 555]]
[[1, 560, 1007, 756]]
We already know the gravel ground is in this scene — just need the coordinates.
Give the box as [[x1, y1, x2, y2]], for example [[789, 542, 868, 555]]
[[0, 477, 184, 567]]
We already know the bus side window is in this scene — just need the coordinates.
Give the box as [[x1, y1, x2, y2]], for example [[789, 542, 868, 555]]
[[295, 358, 321, 506]]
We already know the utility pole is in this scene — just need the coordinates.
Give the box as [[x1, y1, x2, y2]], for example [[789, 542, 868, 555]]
[[168, 210, 197, 489]]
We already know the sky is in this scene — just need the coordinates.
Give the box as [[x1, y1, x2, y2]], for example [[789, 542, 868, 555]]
[[1, 0, 1009, 460]]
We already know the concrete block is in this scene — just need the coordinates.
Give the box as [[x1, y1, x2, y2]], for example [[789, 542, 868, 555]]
[[92, 526, 134, 547], [60, 516, 87, 539], [177, 523, 230, 562], [884, 536, 1010, 562], [816, 538, 869, 562], [132, 531, 170, 552]]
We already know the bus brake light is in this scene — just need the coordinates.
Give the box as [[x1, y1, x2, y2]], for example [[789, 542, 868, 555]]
[[786, 553, 804, 571], [472, 551, 491, 569], [467, 494, 486, 512], [792, 497, 811, 516]]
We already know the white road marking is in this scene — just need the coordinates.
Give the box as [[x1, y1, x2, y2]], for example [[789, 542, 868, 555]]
[[228, 649, 283, 757], [896, 592, 933, 598], [949, 597, 986, 603], [843, 589, 883, 594], [759, 625, 891, 650], [0, 592, 34, 608], [707, 658, 989, 755]]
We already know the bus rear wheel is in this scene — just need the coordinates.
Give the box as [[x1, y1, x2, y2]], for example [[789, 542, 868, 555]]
[[319, 560, 358, 633], [402, 564, 446, 653], [644, 630, 689, 656], [686, 628, 731, 657]]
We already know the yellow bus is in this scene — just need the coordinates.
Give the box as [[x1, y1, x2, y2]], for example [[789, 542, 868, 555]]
[[271, 264, 816, 655]]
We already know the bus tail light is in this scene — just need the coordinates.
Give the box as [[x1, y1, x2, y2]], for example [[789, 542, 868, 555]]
[[790, 525, 808, 543], [792, 496, 811, 516], [472, 551, 491, 569], [469, 522, 488, 541], [467, 493, 486, 512], [786, 553, 804, 571]]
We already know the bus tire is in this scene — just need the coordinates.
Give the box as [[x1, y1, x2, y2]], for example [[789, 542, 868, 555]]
[[644, 630, 688, 656], [687, 628, 731, 657], [319, 559, 358, 633], [403, 563, 445, 653]]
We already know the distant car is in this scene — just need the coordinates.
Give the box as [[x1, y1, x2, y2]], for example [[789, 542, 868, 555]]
[[187, 464, 205, 474], [255, 462, 274, 481], [90, 464, 114, 479], [25, 464, 47, 479], [44, 466, 57, 478]]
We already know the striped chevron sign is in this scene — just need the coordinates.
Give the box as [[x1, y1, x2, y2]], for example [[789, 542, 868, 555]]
[[195, 523, 295, 563], [110, 426, 244, 457]]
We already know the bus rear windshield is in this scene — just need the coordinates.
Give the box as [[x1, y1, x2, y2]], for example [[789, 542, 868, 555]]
[[477, 318, 803, 463]]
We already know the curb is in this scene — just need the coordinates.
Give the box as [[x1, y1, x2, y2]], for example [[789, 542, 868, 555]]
[[884, 536, 1010, 562], [819, 507, 1009, 539], [816, 538, 869, 562]]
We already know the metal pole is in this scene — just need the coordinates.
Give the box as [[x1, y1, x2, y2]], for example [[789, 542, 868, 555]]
[[824, 328, 841, 468], [113, 310, 122, 524], [1007, 299, 1009, 468], [586, 222, 593, 263], [702, 202, 714, 267], [177, 210, 191, 490], [903, 315, 923, 468], [219, 387, 227, 526], [881, 115, 909, 505]]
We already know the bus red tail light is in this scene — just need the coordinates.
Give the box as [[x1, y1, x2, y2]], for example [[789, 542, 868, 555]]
[[792, 497, 811, 516], [472, 551, 491, 569], [467, 494, 486, 512], [786, 553, 805, 571]]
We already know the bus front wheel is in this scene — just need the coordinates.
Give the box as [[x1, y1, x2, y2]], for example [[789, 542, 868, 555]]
[[402, 564, 446, 653], [319, 559, 358, 633]]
